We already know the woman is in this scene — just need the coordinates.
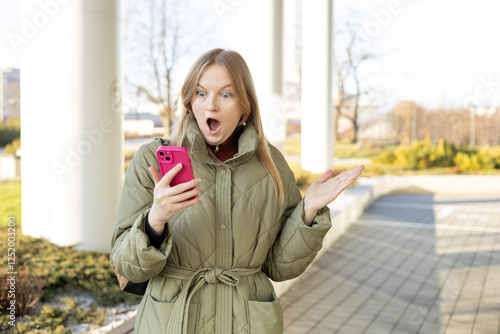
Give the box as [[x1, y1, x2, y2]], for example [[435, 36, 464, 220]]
[[111, 48, 364, 334]]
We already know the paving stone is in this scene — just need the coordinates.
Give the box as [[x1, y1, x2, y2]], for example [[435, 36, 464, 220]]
[[282, 193, 500, 334]]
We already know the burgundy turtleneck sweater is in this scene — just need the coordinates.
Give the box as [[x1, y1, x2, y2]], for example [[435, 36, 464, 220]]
[[207, 132, 240, 162]]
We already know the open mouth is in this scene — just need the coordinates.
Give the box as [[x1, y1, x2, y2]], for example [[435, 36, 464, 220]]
[[207, 118, 221, 134]]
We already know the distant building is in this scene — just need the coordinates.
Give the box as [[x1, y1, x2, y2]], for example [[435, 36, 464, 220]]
[[123, 110, 163, 137], [0, 68, 20, 123], [358, 104, 398, 146]]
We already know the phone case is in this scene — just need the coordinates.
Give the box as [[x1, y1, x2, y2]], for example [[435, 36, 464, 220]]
[[156, 146, 195, 187]]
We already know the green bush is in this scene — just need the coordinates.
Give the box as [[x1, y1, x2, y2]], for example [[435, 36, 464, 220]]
[[453, 146, 499, 171], [0, 118, 21, 147], [393, 137, 434, 169], [490, 146, 500, 168], [4, 138, 20, 154], [373, 138, 500, 172], [0, 263, 45, 317], [0, 227, 142, 333], [431, 138, 457, 167], [0, 296, 107, 333], [454, 152, 482, 171], [0, 229, 142, 306], [374, 151, 395, 165]]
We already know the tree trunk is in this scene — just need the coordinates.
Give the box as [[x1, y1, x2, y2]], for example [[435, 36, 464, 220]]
[[351, 93, 360, 144], [334, 107, 341, 141], [159, 104, 171, 138]]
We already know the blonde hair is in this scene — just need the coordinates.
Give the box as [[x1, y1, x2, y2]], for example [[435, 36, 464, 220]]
[[171, 48, 284, 205]]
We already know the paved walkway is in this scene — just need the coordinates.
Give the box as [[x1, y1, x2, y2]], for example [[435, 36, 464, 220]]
[[107, 192, 500, 333], [281, 193, 500, 334]]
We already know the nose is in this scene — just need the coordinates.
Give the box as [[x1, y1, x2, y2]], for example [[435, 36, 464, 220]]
[[206, 94, 218, 112]]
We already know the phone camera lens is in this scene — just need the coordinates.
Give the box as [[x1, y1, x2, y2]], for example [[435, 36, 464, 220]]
[[159, 152, 164, 156], [166, 157, 171, 161]]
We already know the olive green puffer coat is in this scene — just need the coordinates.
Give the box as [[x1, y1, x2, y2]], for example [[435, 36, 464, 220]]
[[110, 121, 331, 334]]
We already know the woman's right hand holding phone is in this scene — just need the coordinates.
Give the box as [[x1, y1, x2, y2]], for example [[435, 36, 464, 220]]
[[147, 163, 201, 235]]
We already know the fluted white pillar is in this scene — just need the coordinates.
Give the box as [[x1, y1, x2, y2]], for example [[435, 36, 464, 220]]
[[235, 0, 285, 152], [20, 0, 122, 252], [301, 0, 334, 172]]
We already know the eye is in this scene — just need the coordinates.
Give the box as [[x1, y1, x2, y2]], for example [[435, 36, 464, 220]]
[[221, 92, 232, 98], [197, 91, 206, 97]]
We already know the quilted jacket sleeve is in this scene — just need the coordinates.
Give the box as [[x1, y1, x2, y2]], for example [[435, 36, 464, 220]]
[[262, 168, 332, 282], [110, 143, 173, 283]]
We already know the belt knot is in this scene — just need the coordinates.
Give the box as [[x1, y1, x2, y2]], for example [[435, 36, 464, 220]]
[[203, 267, 240, 286], [161, 263, 261, 334]]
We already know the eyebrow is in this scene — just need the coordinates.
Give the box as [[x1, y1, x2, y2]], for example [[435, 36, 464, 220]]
[[197, 84, 232, 90]]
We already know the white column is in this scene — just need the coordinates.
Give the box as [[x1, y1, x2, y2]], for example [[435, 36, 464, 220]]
[[20, 0, 122, 253], [0, 70, 4, 122], [301, 0, 334, 173], [235, 0, 285, 152]]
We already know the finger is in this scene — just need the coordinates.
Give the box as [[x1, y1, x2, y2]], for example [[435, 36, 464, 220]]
[[161, 163, 184, 186], [170, 178, 201, 195], [180, 196, 202, 208], [168, 195, 201, 212], [169, 186, 202, 203], [351, 165, 365, 173], [326, 166, 362, 190], [148, 166, 162, 185], [348, 165, 365, 179], [336, 165, 364, 181], [317, 170, 334, 183], [338, 165, 365, 187]]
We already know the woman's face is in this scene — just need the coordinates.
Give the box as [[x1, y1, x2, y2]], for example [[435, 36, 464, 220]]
[[191, 64, 243, 146]]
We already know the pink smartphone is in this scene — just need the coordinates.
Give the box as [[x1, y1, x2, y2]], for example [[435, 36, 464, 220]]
[[156, 146, 195, 187]]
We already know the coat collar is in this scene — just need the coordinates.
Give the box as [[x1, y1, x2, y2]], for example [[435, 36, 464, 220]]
[[184, 118, 258, 166]]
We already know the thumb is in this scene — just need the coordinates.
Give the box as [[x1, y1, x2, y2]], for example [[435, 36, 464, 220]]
[[317, 170, 334, 183], [148, 166, 162, 185]]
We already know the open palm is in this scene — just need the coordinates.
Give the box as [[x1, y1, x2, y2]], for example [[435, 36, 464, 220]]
[[303, 165, 365, 225]]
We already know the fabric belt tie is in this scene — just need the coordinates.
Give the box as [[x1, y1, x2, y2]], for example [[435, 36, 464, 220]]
[[160, 263, 261, 334]]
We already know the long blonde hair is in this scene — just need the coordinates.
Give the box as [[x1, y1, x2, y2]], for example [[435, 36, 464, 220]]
[[171, 48, 284, 205]]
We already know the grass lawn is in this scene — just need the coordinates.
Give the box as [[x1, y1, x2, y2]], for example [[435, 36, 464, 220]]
[[285, 136, 385, 159], [0, 180, 21, 228]]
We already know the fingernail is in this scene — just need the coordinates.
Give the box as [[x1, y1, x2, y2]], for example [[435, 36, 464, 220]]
[[177, 163, 182, 168]]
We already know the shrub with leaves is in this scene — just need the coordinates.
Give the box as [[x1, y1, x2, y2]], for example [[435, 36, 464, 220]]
[[0, 229, 142, 306], [374, 151, 395, 165], [431, 138, 457, 167], [454, 146, 499, 171], [393, 137, 434, 169], [4, 138, 20, 154], [0, 263, 45, 317], [374, 138, 500, 172], [1, 297, 107, 334], [0, 118, 20, 147]]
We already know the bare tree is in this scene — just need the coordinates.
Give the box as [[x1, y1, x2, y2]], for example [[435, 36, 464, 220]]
[[334, 15, 379, 143], [122, 0, 215, 137], [394, 104, 500, 147]]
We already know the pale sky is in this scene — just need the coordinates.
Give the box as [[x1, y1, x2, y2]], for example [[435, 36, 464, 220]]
[[1, 0, 499, 109], [335, 0, 500, 108]]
